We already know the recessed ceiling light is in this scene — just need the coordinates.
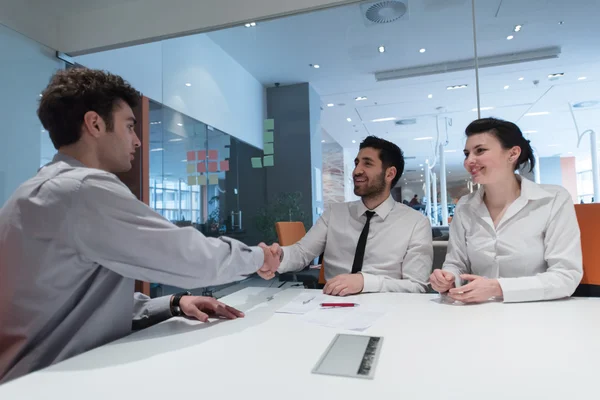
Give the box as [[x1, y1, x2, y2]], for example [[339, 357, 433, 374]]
[[548, 73, 564, 78], [506, 35, 514, 40], [420, 179, 423, 182], [419, 48, 426, 53], [419, 164, 423, 167], [447, 84, 468, 90], [244, 22, 256, 27], [525, 112, 550, 116], [185, 83, 192, 87], [378, 46, 385, 53], [421, 168, 424, 171], [420, 174, 423, 177], [558, 21, 564, 25], [444, 149, 457, 153], [39, 93, 43, 97], [169, 138, 183, 142], [471, 107, 495, 111], [578, 76, 587, 80], [177, 123, 183, 126], [327, 103, 335, 107], [310, 64, 320, 69], [347, 118, 352, 122], [504, 85, 510, 90], [523, 130, 538, 134], [352, 140, 356, 144], [518, 77, 524, 81], [151, 148, 164, 152], [355, 96, 367, 101], [371, 117, 396, 122], [414, 137, 433, 141], [321, 140, 325, 143], [514, 25, 522, 32], [428, 94, 433, 99], [181, 159, 187, 162]]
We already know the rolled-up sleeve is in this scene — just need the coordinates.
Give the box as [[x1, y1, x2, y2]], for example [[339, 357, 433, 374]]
[[498, 190, 583, 302], [68, 174, 264, 289]]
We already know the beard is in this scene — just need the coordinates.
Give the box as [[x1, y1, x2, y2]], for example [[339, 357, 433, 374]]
[[353, 171, 387, 199]]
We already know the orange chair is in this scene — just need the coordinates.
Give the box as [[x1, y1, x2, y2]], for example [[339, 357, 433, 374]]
[[275, 222, 324, 287], [573, 204, 600, 296]]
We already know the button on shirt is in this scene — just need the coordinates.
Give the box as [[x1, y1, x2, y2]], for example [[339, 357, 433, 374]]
[[278, 195, 433, 293], [443, 177, 583, 302], [0, 153, 264, 383]]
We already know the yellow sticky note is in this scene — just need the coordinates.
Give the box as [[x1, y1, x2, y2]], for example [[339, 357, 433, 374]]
[[187, 176, 197, 186], [209, 174, 219, 185], [198, 175, 207, 186], [263, 155, 274, 167], [263, 131, 274, 143], [264, 119, 274, 131], [264, 143, 274, 155], [186, 163, 195, 174], [251, 157, 262, 168]]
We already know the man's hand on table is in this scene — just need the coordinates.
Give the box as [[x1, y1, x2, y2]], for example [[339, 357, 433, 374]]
[[178, 296, 245, 322], [323, 273, 364, 296]]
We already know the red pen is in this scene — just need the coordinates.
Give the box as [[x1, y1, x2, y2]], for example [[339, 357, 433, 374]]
[[320, 303, 359, 308]]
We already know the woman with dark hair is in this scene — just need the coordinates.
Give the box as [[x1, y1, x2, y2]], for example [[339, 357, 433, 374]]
[[430, 118, 582, 303]]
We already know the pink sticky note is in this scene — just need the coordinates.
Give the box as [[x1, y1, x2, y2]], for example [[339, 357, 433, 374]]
[[208, 150, 218, 160], [187, 151, 196, 161], [220, 160, 230, 172], [197, 162, 206, 173], [208, 162, 218, 172], [197, 150, 206, 160]]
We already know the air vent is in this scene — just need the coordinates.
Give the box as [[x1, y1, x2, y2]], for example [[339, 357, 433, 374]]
[[361, 1, 408, 26], [404, 156, 416, 160], [395, 118, 417, 126], [405, 169, 417, 172], [573, 101, 599, 108]]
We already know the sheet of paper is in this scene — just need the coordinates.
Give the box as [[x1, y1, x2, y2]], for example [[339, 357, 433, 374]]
[[208, 174, 219, 185], [263, 155, 274, 167], [264, 119, 274, 131], [263, 143, 274, 155], [276, 293, 361, 315], [197, 162, 206, 173], [197, 175, 207, 186], [302, 308, 385, 331], [186, 163, 195, 174], [251, 157, 262, 168], [263, 131, 274, 143]]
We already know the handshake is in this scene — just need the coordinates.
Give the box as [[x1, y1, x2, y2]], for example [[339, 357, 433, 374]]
[[257, 242, 283, 280]]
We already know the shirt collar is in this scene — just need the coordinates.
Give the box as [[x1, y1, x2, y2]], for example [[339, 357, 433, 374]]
[[355, 195, 396, 220], [470, 175, 553, 208], [51, 152, 87, 168]]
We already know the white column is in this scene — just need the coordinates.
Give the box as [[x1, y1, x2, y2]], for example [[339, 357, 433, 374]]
[[425, 160, 431, 220], [592, 130, 600, 202], [439, 144, 449, 226], [432, 172, 438, 226]]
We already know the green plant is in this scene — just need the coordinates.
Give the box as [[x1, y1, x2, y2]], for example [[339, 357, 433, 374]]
[[254, 191, 311, 243]]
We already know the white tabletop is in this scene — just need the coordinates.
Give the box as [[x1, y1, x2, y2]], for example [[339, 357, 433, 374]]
[[2, 287, 600, 399]]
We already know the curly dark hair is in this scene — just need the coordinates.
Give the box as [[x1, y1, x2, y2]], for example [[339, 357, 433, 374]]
[[38, 68, 140, 149], [359, 136, 405, 187]]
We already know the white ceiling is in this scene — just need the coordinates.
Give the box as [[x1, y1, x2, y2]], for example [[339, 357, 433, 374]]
[[206, 0, 600, 184]]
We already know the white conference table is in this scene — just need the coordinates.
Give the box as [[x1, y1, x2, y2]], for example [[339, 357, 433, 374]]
[[2, 287, 600, 399]]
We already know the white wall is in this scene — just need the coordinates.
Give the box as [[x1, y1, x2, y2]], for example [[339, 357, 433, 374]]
[[76, 35, 265, 149], [0, 24, 64, 205]]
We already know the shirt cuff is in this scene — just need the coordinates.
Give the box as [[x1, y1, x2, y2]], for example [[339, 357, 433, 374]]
[[361, 272, 382, 293], [277, 246, 295, 274], [248, 246, 265, 274], [497, 276, 545, 303], [146, 295, 173, 320]]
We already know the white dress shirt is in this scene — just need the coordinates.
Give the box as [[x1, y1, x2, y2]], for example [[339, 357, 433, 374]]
[[443, 176, 583, 303], [279, 195, 433, 293], [0, 153, 264, 383]]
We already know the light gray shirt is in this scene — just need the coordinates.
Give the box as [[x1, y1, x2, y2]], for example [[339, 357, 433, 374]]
[[278, 195, 433, 293], [0, 153, 264, 383]]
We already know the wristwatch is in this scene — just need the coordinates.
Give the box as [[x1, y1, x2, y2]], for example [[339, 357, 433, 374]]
[[170, 291, 191, 317]]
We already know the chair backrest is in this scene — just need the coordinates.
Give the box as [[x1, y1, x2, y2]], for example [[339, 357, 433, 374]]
[[275, 222, 306, 246], [574, 204, 600, 285]]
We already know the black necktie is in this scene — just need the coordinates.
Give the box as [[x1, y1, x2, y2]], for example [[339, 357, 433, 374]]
[[351, 211, 376, 274]]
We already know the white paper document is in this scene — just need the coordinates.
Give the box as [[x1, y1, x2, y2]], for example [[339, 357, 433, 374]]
[[302, 307, 385, 331], [276, 293, 360, 315]]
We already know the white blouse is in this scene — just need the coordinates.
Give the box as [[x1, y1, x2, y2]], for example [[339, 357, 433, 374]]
[[443, 177, 583, 302]]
